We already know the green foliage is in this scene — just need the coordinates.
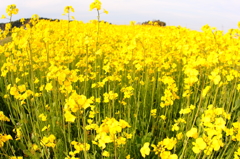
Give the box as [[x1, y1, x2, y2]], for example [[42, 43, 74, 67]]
[[142, 20, 166, 26]]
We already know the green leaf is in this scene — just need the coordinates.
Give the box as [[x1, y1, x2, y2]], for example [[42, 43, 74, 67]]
[[233, 99, 240, 111], [18, 142, 26, 150], [141, 132, 153, 143]]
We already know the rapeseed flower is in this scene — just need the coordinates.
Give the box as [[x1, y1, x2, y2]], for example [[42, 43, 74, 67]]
[[45, 82, 53, 92], [13, 128, 22, 140], [6, 4, 19, 16], [0, 134, 12, 147], [41, 134, 56, 148], [102, 150, 110, 157], [186, 128, 198, 139], [9, 157, 23, 159], [140, 142, 150, 158], [63, 6, 74, 14], [192, 138, 207, 154], [64, 110, 76, 122], [39, 113, 47, 121], [90, 0, 102, 11], [103, 9, 108, 14], [0, 111, 10, 121]]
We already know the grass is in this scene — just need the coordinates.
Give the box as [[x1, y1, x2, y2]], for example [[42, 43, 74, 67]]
[[0, 36, 12, 46]]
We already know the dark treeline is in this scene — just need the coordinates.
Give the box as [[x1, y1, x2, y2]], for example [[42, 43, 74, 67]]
[[0, 18, 166, 31], [142, 20, 166, 26], [0, 17, 60, 30], [0, 18, 114, 30]]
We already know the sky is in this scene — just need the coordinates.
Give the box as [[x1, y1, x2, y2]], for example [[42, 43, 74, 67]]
[[0, 0, 240, 32]]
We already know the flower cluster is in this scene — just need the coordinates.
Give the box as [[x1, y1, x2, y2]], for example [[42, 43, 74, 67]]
[[151, 138, 178, 159], [0, 111, 10, 121], [160, 76, 179, 108], [86, 117, 131, 150], [64, 92, 93, 122], [188, 105, 230, 155], [89, 0, 102, 11], [40, 134, 56, 148], [0, 134, 12, 148], [0, 4, 18, 19], [65, 141, 90, 158]]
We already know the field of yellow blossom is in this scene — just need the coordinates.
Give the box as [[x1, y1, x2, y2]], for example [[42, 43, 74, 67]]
[[1, 1, 240, 159]]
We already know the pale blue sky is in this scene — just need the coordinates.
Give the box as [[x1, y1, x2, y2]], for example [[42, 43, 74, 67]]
[[1, 0, 240, 32]]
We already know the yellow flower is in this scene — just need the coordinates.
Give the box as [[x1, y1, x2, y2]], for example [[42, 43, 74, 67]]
[[234, 147, 240, 159], [64, 111, 76, 122], [42, 124, 50, 131], [140, 142, 150, 158], [10, 86, 19, 96], [140, 81, 145, 85], [95, 98, 101, 103], [192, 138, 207, 154], [116, 136, 126, 145], [63, 6, 75, 15], [0, 134, 12, 147], [0, 111, 10, 122], [190, 105, 196, 110], [176, 132, 183, 140], [209, 70, 221, 85], [160, 151, 178, 159], [15, 77, 20, 83], [186, 128, 198, 139], [162, 137, 177, 150], [20, 18, 25, 24], [9, 157, 23, 159], [31, 14, 39, 20], [45, 82, 53, 92], [34, 78, 39, 83], [119, 119, 131, 128], [71, 141, 90, 152], [18, 85, 26, 93], [39, 113, 47, 121], [90, 0, 102, 11], [103, 9, 108, 14], [0, 15, 6, 19], [210, 137, 224, 151], [32, 144, 39, 151], [160, 115, 167, 120], [214, 117, 226, 130], [45, 105, 50, 110], [130, 21, 136, 25], [39, 85, 44, 91], [6, 4, 19, 16], [124, 133, 132, 139], [102, 150, 110, 157], [13, 128, 22, 140], [171, 123, 179, 131], [4, 95, 8, 99], [179, 108, 191, 114], [225, 128, 234, 136], [151, 109, 157, 117], [41, 134, 56, 148]]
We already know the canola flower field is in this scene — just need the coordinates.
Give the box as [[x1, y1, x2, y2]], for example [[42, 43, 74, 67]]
[[1, 2, 240, 159]]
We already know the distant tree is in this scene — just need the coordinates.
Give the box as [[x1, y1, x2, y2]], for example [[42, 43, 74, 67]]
[[142, 20, 166, 26], [0, 23, 5, 30], [103, 21, 112, 24], [0, 17, 61, 30]]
